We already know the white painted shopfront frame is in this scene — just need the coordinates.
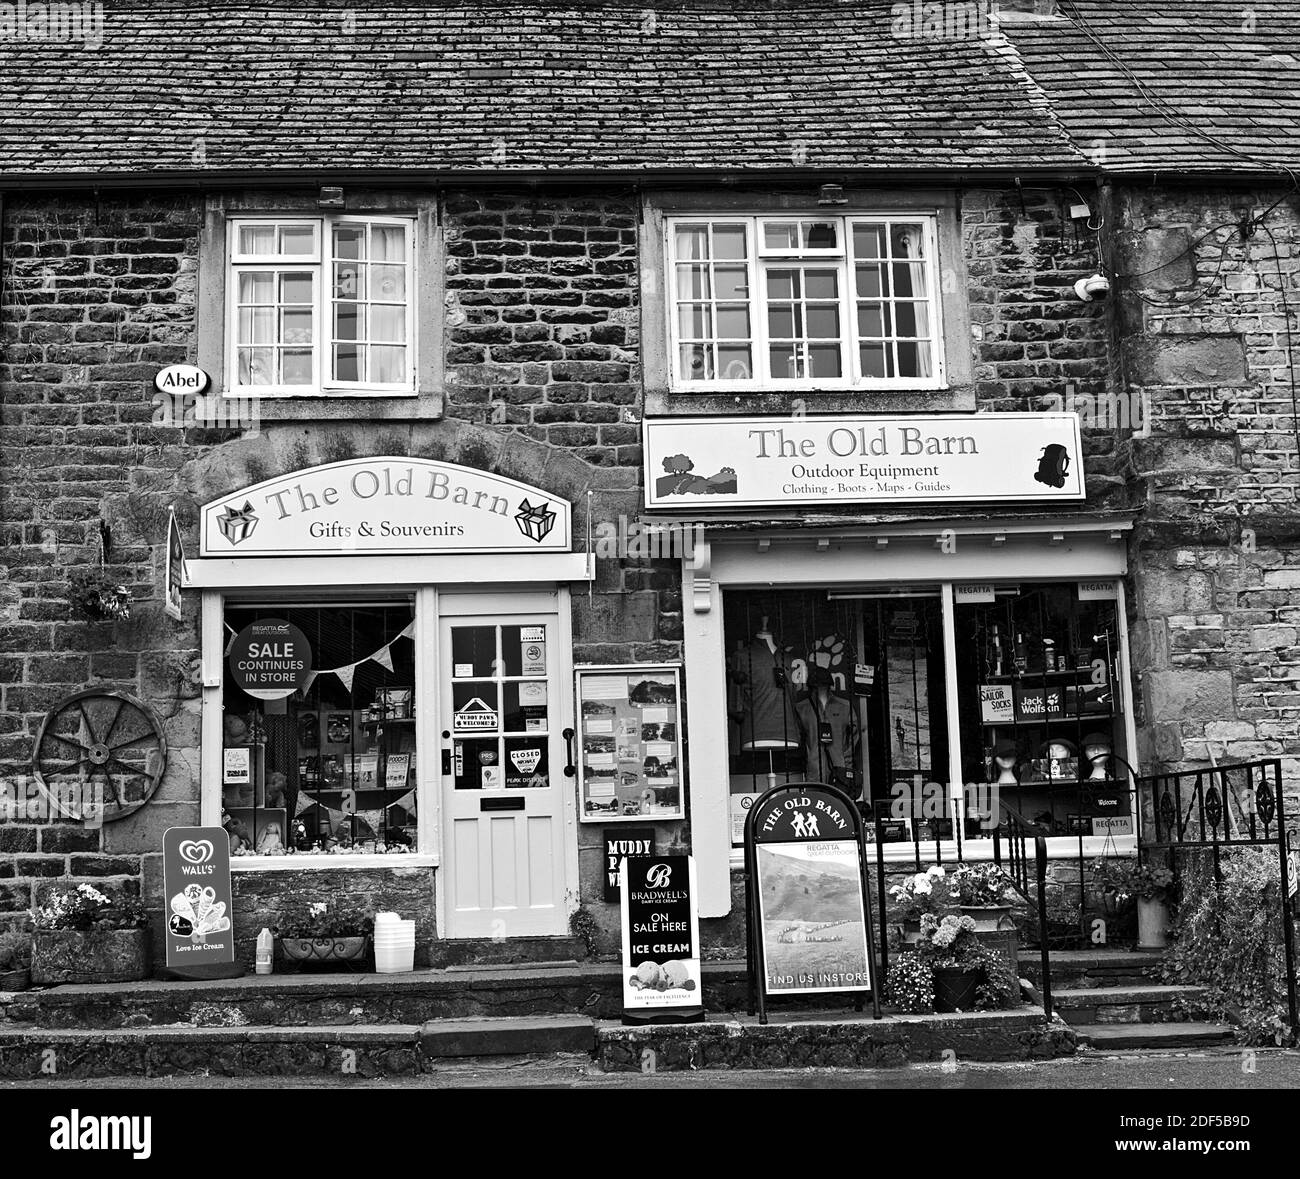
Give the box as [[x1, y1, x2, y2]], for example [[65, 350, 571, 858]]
[[679, 520, 1138, 917], [193, 553, 589, 937]]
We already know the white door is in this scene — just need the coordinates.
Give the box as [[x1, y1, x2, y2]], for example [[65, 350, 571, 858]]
[[440, 607, 570, 937]]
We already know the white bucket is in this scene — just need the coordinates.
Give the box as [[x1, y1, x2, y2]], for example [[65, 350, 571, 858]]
[[374, 917, 416, 973]]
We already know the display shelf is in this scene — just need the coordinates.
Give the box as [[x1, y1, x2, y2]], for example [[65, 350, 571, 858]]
[[981, 714, 1115, 728], [984, 669, 1095, 682]]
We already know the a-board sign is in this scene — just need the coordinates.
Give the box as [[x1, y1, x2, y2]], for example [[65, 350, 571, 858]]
[[604, 827, 654, 902], [619, 854, 703, 1022], [744, 783, 880, 1023], [162, 826, 241, 980]]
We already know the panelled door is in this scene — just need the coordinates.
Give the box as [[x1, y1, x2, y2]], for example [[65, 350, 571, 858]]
[[439, 603, 570, 937]]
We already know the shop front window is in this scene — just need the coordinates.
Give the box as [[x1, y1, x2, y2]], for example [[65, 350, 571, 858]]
[[723, 581, 1132, 849], [222, 600, 417, 858]]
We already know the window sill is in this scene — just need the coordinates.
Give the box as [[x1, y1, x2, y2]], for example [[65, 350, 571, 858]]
[[645, 386, 975, 418], [193, 390, 444, 424], [230, 854, 438, 872], [728, 834, 1135, 869]]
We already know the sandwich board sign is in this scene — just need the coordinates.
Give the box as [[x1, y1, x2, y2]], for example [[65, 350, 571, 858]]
[[162, 826, 242, 980], [619, 853, 703, 1023], [743, 782, 880, 1023]]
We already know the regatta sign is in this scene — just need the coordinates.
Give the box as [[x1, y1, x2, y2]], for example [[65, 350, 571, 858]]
[[200, 458, 571, 556], [643, 413, 1084, 510]]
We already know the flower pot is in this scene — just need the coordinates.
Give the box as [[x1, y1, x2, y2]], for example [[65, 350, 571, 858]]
[[959, 904, 1016, 934], [932, 966, 981, 1013], [900, 919, 924, 947], [31, 928, 149, 985], [279, 935, 370, 966], [1136, 896, 1171, 951], [0, 968, 31, 992]]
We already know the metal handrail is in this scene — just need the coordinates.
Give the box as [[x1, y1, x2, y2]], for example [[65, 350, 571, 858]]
[[992, 803, 1054, 1020]]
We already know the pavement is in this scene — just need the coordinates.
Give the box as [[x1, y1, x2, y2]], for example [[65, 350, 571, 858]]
[[3, 1046, 1300, 1088]]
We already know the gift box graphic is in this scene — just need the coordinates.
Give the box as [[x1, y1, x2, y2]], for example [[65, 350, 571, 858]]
[[515, 498, 556, 543], [216, 500, 259, 546]]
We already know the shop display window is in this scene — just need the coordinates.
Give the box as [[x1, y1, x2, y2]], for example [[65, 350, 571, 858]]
[[222, 600, 417, 857]]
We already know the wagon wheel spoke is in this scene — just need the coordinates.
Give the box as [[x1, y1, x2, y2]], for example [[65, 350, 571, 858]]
[[94, 762, 125, 807], [106, 755, 151, 782], [43, 730, 95, 756], [100, 698, 128, 748], [107, 730, 162, 754], [76, 699, 103, 746], [40, 757, 89, 775]]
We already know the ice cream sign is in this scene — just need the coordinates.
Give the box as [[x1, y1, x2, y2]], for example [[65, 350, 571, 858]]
[[643, 412, 1084, 509], [201, 457, 571, 556]]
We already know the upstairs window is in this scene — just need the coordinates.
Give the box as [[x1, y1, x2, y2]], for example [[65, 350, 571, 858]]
[[227, 216, 415, 396], [666, 215, 942, 391]]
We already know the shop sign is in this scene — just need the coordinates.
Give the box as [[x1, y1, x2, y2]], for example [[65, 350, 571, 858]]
[[454, 698, 498, 731], [1288, 850, 1298, 899], [154, 364, 210, 396], [222, 747, 251, 786], [1091, 815, 1134, 837], [643, 413, 1084, 509], [979, 683, 1014, 724], [228, 618, 311, 701], [604, 826, 654, 902], [954, 583, 996, 603], [1078, 580, 1119, 601], [620, 854, 703, 1019], [165, 507, 186, 621], [200, 457, 571, 557], [163, 826, 237, 979], [744, 784, 880, 1017]]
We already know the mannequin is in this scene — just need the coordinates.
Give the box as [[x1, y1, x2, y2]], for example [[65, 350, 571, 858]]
[[992, 738, 1019, 786], [1083, 731, 1112, 781], [794, 665, 859, 794], [731, 616, 800, 787]]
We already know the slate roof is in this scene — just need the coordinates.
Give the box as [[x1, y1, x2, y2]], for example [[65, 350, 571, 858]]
[[1002, 0, 1300, 175], [0, 1, 1294, 181], [0, 0, 1085, 178]]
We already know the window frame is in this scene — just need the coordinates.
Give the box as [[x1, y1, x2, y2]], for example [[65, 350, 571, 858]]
[[226, 213, 418, 399], [664, 211, 947, 394]]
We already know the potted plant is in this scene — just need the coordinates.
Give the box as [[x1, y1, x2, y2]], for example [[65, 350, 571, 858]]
[[67, 568, 133, 622], [0, 928, 32, 991], [275, 896, 373, 966], [888, 865, 951, 945], [951, 863, 1016, 933], [883, 950, 935, 1013], [30, 884, 150, 985], [1133, 860, 1176, 950], [916, 913, 1018, 1013]]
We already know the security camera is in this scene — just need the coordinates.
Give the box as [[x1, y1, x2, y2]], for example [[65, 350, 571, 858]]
[[1073, 273, 1111, 301]]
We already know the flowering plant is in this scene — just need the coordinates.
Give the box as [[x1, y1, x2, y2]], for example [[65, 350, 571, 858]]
[[31, 883, 148, 931], [274, 895, 373, 939], [1133, 862, 1176, 902], [889, 865, 951, 921], [917, 913, 1018, 1009], [883, 952, 934, 1013], [951, 863, 1013, 907], [67, 568, 133, 623]]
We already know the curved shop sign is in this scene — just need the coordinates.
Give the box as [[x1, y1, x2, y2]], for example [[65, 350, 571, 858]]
[[643, 412, 1084, 510], [200, 458, 571, 556]]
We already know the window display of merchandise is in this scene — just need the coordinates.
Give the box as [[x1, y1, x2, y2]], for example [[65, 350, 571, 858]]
[[222, 601, 418, 857]]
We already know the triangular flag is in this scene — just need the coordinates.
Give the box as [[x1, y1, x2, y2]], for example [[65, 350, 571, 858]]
[[398, 622, 415, 640], [300, 671, 317, 695], [372, 645, 394, 672], [295, 793, 317, 817], [335, 664, 356, 693], [390, 789, 416, 813]]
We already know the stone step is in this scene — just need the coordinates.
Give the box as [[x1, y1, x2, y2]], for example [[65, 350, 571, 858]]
[[1052, 984, 1207, 1025], [1018, 949, 1163, 990], [1078, 1022, 1236, 1051], [0, 1007, 1076, 1078]]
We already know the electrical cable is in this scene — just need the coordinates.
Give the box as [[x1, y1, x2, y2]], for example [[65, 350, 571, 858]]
[[1258, 222, 1300, 495]]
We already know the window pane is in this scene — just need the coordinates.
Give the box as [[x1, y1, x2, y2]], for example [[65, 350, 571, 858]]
[[238, 225, 275, 256], [717, 345, 752, 380], [894, 301, 930, 339], [711, 225, 747, 260], [769, 345, 802, 379], [371, 264, 406, 301], [854, 224, 886, 259], [278, 225, 316, 255], [763, 222, 799, 250], [898, 340, 931, 378], [334, 344, 360, 383], [677, 304, 712, 338], [452, 626, 497, 678], [675, 265, 710, 299], [805, 221, 838, 249], [334, 226, 365, 260], [715, 305, 751, 338], [282, 308, 314, 345], [806, 306, 840, 339], [372, 226, 407, 262], [804, 270, 839, 300], [857, 303, 885, 338], [281, 350, 313, 385], [892, 262, 927, 297], [713, 265, 749, 300], [674, 226, 709, 261], [238, 307, 275, 345], [891, 224, 928, 259], [237, 348, 274, 385], [334, 262, 362, 300], [280, 274, 313, 304], [807, 345, 842, 378], [371, 304, 406, 343], [856, 265, 884, 298], [860, 343, 890, 378], [238, 272, 274, 304], [371, 345, 406, 384], [767, 305, 799, 339], [335, 303, 361, 341], [766, 270, 798, 301], [680, 344, 713, 380]]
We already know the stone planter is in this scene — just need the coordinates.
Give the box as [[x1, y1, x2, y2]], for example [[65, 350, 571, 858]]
[[31, 928, 150, 985], [0, 968, 31, 992], [1136, 896, 1171, 950], [932, 966, 981, 1013], [279, 935, 370, 967]]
